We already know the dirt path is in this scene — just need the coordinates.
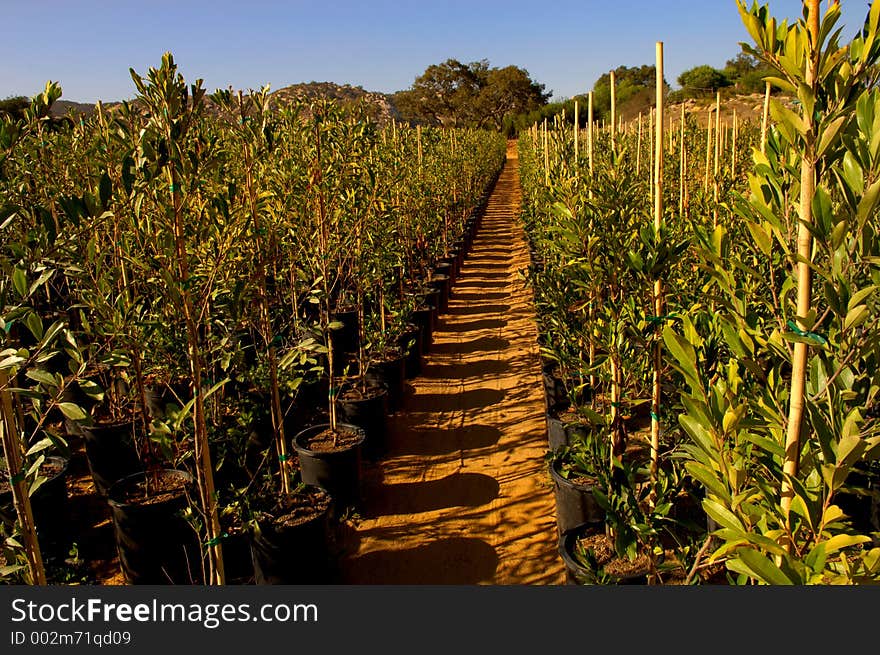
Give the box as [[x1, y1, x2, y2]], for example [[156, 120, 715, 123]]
[[340, 141, 564, 584]]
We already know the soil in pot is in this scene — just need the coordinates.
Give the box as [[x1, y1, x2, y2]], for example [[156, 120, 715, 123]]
[[560, 522, 651, 585], [550, 457, 605, 535], [249, 485, 333, 584], [336, 382, 389, 460], [292, 424, 367, 514], [107, 469, 202, 585]]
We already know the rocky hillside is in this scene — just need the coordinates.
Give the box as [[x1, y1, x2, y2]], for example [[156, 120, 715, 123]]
[[49, 82, 402, 125]]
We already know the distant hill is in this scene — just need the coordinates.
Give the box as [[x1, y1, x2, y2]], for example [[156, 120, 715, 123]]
[[49, 82, 402, 125]]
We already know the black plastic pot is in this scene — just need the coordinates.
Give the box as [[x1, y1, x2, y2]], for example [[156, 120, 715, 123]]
[[364, 352, 406, 414], [80, 420, 143, 497], [550, 458, 605, 535], [436, 259, 456, 284], [335, 384, 389, 460], [222, 527, 255, 585], [330, 308, 360, 374], [559, 522, 649, 585], [542, 366, 569, 413], [292, 423, 367, 513], [411, 304, 436, 354], [399, 325, 423, 379], [429, 275, 451, 314], [249, 486, 333, 585], [1, 456, 71, 560], [546, 414, 569, 452], [107, 469, 202, 585]]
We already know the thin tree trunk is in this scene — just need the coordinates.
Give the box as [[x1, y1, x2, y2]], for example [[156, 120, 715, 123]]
[[0, 373, 46, 584]]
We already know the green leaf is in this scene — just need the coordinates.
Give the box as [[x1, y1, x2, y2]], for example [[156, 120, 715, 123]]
[[12, 268, 27, 297], [857, 178, 880, 229], [823, 534, 870, 555], [737, 549, 795, 585], [844, 304, 869, 331], [703, 499, 746, 533], [680, 414, 716, 457], [25, 369, 58, 387], [746, 221, 772, 256], [685, 461, 731, 502], [25, 312, 43, 341], [57, 402, 87, 421], [25, 437, 55, 457], [0, 355, 26, 370], [816, 114, 848, 158]]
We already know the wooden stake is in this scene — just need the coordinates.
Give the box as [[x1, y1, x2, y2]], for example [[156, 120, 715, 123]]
[[650, 41, 665, 482], [649, 108, 654, 192], [781, 0, 821, 548], [588, 91, 594, 177], [704, 109, 712, 193], [574, 100, 579, 164], [610, 70, 617, 153], [713, 90, 721, 226], [636, 113, 642, 175], [731, 108, 738, 177], [679, 103, 685, 217], [543, 118, 549, 186], [417, 125, 423, 177]]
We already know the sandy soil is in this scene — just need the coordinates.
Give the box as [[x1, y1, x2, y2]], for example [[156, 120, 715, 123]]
[[340, 141, 565, 584]]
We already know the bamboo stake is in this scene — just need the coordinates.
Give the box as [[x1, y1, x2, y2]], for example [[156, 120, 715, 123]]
[[713, 90, 721, 226], [0, 373, 46, 584], [704, 109, 712, 193], [731, 108, 738, 178], [679, 103, 685, 217], [636, 113, 642, 175], [650, 41, 665, 482], [417, 125, 423, 177], [574, 100, 579, 164], [781, 0, 820, 549], [610, 70, 617, 153], [588, 91, 594, 177], [649, 108, 654, 193], [543, 118, 549, 185], [761, 80, 771, 155]]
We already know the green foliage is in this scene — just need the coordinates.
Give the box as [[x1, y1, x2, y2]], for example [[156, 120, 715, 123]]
[[394, 58, 549, 129], [660, 0, 880, 584], [677, 65, 732, 98]]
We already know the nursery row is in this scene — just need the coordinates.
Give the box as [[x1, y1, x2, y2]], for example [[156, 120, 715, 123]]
[[0, 53, 506, 584], [526, 1, 880, 584]]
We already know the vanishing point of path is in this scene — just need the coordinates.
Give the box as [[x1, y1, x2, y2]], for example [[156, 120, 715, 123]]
[[341, 142, 565, 584]]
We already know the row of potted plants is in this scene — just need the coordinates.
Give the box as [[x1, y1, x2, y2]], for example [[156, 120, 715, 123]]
[[0, 53, 506, 584], [519, 0, 880, 584]]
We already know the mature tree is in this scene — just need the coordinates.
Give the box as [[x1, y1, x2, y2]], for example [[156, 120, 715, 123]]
[[677, 65, 731, 96], [0, 95, 29, 120], [394, 58, 549, 129], [723, 52, 775, 94]]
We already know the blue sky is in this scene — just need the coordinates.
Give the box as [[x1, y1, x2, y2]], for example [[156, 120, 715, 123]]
[[1, 1, 870, 103]]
